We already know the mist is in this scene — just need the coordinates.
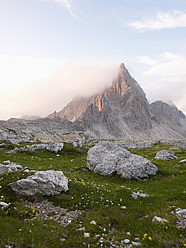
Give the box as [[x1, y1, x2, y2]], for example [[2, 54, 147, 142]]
[[0, 60, 119, 120]]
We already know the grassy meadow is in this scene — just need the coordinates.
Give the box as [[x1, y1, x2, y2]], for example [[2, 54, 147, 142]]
[[0, 141, 185, 247]]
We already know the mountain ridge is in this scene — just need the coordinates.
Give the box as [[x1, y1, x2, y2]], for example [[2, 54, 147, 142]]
[[47, 63, 186, 139]]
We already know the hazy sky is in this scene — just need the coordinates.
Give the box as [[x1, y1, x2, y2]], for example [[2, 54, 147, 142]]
[[0, 0, 186, 119]]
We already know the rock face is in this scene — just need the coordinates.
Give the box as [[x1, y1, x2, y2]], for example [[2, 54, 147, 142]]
[[86, 141, 158, 179], [155, 150, 178, 161], [150, 100, 185, 126], [0, 163, 23, 174], [47, 142, 64, 153], [47, 63, 186, 140], [9, 170, 68, 196]]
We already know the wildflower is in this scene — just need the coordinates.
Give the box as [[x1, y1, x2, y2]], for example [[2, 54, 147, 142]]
[[36, 212, 38, 217], [14, 207, 17, 210], [148, 236, 152, 241], [51, 230, 53, 232], [80, 212, 82, 215], [75, 209, 78, 212], [165, 226, 168, 229], [143, 233, 148, 238], [50, 216, 52, 220], [19, 229, 22, 232]]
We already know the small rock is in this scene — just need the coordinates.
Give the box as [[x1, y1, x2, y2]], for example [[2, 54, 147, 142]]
[[84, 232, 90, 238], [90, 220, 97, 225], [131, 192, 149, 200], [124, 239, 130, 244], [132, 241, 141, 246], [0, 202, 9, 209], [152, 216, 168, 223], [121, 206, 127, 209], [77, 227, 85, 231]]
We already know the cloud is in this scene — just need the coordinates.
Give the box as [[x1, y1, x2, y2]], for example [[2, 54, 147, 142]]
[[51, 0, 75, 16], [136, 53, 186, 114], [130, 10, 186, 31], [0, 56, 119, 120]]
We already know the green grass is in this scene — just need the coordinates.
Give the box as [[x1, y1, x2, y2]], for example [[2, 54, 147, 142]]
[[0, 142, 185, 247]]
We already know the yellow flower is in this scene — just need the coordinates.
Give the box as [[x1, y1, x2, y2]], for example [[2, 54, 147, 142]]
[[50, 216, 52, 220], [14, 207, 17, 210], [143, 233, 148, 238], [80, 212, 82, 215], [148, 236, 152, 241], [165, 226, 168, 229]]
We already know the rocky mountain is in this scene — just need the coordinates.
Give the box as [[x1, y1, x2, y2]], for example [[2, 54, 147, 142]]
[[48, 63, 186, 140], [150, 101, 185, 126]]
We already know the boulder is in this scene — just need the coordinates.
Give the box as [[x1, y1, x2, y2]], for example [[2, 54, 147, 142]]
[[155, 150, 178, 160], [72, 137, 83, 148], [24, 144, 48, 150], [0, 162, 23, 174], [179, 159, 186, 163], [86, 141, 158, 179], [9, 170, 68, 196], [47, 142, 63, 153], [131, 192, 150, 200]]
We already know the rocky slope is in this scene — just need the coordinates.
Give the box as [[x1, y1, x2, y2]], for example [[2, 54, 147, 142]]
[[48, 63, 186, 140]]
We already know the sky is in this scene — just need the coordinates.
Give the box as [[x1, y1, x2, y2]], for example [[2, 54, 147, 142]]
[[0, 0, 186, 119]]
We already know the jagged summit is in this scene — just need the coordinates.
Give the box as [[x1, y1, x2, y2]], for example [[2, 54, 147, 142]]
[[47, 63, 186, 139]]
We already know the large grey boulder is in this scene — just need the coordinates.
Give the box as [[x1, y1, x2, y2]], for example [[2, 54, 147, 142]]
[[9, 170, 68, 196], [47, 142, 63, 153], [155, 150, 178, 160], [86, 141, 158, 179], [0, 162, 23, 174]]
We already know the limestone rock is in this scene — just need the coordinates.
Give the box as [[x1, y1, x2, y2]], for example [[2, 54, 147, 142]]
[[9, 170, 68, 196], [0, 162, 23, 174], [0, 202, 9, 209], [175, 208, 186, 228], [86, 141, 158, 179], [179, 159, 186, 163], [131, 192, 150, 200], [24, 144, 48, 150], [155, 150, 178, 160], [152, 216, 168, 223], [47, 142, 63, 153], [73, 137, 83, 148]]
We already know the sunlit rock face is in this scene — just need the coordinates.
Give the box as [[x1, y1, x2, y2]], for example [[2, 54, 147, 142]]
[[47, 63, 186, 140]]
